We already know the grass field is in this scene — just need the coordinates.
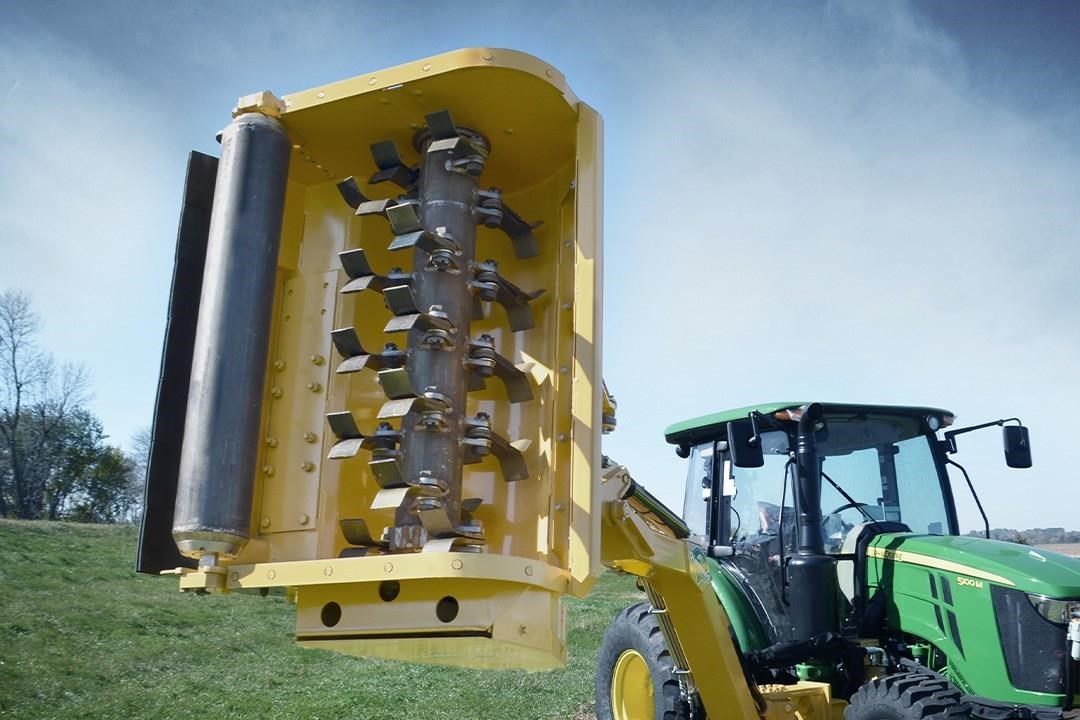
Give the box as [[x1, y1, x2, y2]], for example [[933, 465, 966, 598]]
[[0, 520, 640, 720], [1036, 543, 1080, 557]]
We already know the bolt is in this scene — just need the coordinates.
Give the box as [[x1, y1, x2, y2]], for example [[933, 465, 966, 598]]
[[451, 559, 463, 570], [271, 387, 283, 398], [262, 465, 275, 476], [519, 624, 528, 636], [524, 565, 534, 577], [265, 436, 278, 447], [298, 514, 309, 525], [562, 302, 572, 311], [557, 433, 567, 442], [260, 517, 271, 529], [273, 359, 286, 371], [307, 382, 322, 393], [383, 562, 394, 574], [230, 571, 239, 581], [310, 353, 325, 366], [300, 461, 315, 473], [554, 503, 565, 512], [323, 566, 333, 577], [303, 432, 317, 444], [559, 367, 569, 375], [267, 569, 276, 580]]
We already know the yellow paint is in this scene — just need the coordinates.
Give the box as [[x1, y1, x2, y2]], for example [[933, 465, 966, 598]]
[[866, 546, 1015, 586], [175, 47, 603, 671], [760, 682, 844, 720], [611, 649, 653, 720]]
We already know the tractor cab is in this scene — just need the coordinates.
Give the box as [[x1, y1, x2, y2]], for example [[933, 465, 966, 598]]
[[663, 402, 1080, 715], [668, 403, 961, 643]]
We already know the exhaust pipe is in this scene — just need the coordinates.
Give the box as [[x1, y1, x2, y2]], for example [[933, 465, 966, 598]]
[[787, 403, 839, 640]]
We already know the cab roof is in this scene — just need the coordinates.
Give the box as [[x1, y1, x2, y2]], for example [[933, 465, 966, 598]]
[[664, 402, 954, 447]]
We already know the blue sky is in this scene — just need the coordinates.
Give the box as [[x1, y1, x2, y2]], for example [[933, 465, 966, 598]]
[[2, 1, 1078, 531]]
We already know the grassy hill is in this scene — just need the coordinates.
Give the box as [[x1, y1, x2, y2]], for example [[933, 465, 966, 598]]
[[0, 520, 640, 720]]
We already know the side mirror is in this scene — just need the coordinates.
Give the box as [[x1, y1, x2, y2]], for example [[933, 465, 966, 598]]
[[727, 420, 764, 468], [1003, 425, 1032, 469]]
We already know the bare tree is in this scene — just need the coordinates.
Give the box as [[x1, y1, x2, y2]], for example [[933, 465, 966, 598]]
[[0, 291, 89, 518], [124, 426, 153, 524]]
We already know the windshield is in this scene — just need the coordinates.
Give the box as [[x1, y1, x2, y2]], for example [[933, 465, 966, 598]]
[[728, 416, 951, 552]]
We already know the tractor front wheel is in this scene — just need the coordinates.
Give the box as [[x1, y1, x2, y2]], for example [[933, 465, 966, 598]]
[[595, 602, 690, 720], [844, 673, 968, 720]]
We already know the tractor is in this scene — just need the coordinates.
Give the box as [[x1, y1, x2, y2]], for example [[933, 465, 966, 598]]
[[596, 402, 1080, 719]]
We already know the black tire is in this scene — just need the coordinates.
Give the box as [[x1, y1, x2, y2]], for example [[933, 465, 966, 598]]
[[595, 602, 690, 720], [844, 673, 968, 720]]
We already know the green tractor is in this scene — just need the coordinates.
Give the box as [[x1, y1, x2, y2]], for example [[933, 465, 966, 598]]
[[596, 402, 1080, 720]]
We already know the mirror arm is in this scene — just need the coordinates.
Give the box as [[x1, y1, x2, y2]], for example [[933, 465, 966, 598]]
[[946, 458, 990, 539], [943, 417, 1022, 453]]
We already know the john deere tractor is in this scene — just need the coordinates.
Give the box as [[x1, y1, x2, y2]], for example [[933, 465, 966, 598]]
[[597, 402, 1080, 720]]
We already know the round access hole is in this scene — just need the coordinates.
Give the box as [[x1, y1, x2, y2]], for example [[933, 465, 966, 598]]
[[378, 580, 400, 602], [320, 601, 342, 627], [435, 596, 459, 623]]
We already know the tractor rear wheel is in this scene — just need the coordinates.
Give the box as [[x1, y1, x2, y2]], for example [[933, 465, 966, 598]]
[[595, 602, 690, 720], [844, 673, 968, 720]]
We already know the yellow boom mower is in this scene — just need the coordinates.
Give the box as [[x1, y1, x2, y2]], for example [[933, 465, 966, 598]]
[[138, 49, 845, 719]]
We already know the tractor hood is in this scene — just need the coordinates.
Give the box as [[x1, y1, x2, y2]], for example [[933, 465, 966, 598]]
[[869, 533, 1080, 598]]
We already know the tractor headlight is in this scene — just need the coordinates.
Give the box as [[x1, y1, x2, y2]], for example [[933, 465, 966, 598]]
[[1027, 595, 1080, 626]]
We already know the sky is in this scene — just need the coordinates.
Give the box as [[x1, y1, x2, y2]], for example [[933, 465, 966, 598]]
[[1, 1, 1078, 532]]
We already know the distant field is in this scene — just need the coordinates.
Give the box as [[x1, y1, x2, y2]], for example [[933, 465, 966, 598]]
[[1037, 543, 1080, 557], [0, 520, 639, 720]]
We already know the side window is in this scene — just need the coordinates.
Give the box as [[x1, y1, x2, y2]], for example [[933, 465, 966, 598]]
[[729, 431, 791, 546], [682, 443, 713, 542]]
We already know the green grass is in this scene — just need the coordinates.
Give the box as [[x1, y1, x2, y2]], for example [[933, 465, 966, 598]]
[[0, 520, 640, 720]]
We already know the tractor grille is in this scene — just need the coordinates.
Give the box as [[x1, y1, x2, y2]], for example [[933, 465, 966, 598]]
[[992, 586, 1068, 694]]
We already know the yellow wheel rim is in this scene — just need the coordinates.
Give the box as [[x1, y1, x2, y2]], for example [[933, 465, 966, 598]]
[[610, 649, 653, 720]]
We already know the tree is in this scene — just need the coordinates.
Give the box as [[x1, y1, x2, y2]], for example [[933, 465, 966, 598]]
[[0, 290, 89, 519], [67, 446, 137, 524]]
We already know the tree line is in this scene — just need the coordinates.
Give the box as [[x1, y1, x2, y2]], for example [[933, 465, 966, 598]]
[[1, 290, 146, 523]]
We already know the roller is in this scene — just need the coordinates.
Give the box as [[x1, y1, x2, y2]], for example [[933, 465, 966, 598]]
[[172, 111, 290, 559]]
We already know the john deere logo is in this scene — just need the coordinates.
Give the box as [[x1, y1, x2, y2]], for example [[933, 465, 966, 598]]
[[689, 546, 711, 588], [957, 576, 984, 589]]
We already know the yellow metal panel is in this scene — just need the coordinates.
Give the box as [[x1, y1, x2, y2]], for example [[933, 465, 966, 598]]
[[176, 48, 603, 671]]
